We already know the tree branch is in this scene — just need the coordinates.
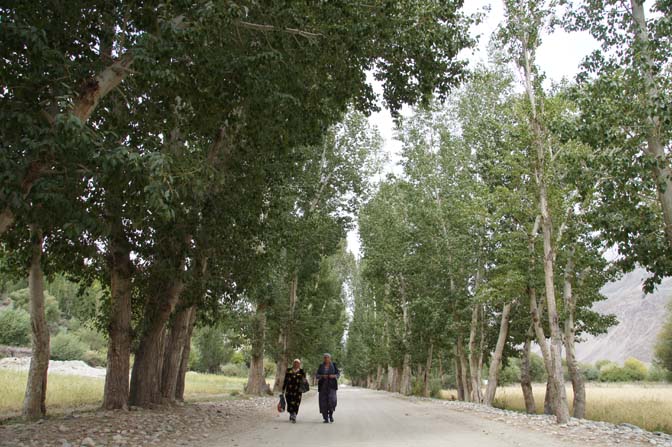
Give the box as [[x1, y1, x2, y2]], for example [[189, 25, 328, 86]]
[[235, 20, 323, 39]]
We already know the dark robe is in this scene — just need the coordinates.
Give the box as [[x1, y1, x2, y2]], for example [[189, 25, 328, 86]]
[[316, 362, 340, 416], [282, 368, 306, 414]]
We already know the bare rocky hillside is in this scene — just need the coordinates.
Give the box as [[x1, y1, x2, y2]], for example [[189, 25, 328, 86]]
[[575, 267, 672, 364]]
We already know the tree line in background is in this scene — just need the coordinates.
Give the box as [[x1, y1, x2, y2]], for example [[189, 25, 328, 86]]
[[1, 0, 671, 428], [0, 0, 473, 420], [346, 0, 672, 425]]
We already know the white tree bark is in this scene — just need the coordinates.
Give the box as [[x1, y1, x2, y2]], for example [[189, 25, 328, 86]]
[[563, 249, 586, 418], [629, 0, 672, 247], [484, 302, 512, 406], [468, 304, 483, 403]]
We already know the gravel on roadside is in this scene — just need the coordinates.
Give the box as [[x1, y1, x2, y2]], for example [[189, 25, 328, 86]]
[[404, 394, 672, 447], [0, 396, 275, 447]]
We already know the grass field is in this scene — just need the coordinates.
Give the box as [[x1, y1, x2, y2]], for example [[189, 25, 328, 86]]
[[0, 370, 250, 418], [441, 382, 672, 434]]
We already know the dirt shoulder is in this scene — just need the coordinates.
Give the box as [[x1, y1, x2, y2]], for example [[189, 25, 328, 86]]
[[0, 396, 275, 447]]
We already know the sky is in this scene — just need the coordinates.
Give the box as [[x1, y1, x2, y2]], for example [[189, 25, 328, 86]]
[[346, 0, 601, 258]]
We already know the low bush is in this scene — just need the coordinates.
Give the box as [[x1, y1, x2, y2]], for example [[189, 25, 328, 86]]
[[74, 326, 107, 352], [647, 364, 671, 382], [221, 362, 248, 377], [411, 377, 424, 396], [528, 353, 547, 382], [82, 350, 107, 367], [595, 359, 614, 370], [51, 331, 87, 361], [599, 365, 632, 382], [623, 358, 647, 381], [500, 360, 521, 385], [230, 351, 245, 365], [264, 360, 276, 378], [598, 359, 647, 382], [9, 289, 61, 332], [0, 307, 31, 346], [192, 326, 233, 373], [580, 363, 600, 381], [429, 378, 443, 398]]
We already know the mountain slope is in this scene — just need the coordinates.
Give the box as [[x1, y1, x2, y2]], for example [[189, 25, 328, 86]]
[[575, 267, 672, 365]]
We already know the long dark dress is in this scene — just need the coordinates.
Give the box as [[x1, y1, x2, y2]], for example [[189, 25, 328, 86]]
[[316, 362, 340, 417], [282, 368, 306, 414]]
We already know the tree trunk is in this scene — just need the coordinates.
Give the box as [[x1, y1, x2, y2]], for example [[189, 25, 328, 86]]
[[563, 250, 586, 418], [528, 219, 556, 415], [273, 273, 298, 393], [520, 333, 537, 414], [246, 303, 270, 395], [484, 302, 512, 406], [468, 304, 483, 403], [456, 336, 471, 401], [455, 357, 465, 401], [539, 179, 571, 423], [398, 275, 412, 396], [175, 308, 197, 402], [161, 305, 195, 402], [129, 272, 185, 407], [544, 379, 555, 415], [375, 365, 384, 390], [23, 230, 49, 420], [514, 6, 571, 421], [438, 355, 443, 383], [400, 353, 412, 395], [102, 223, 133, 410], [387, 366, 397, 392], [629, 0, 672, 247], [423, 342, 433, 397]]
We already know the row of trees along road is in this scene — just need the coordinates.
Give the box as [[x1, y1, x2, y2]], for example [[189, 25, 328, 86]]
[[346, 0, 672, 425], [0, 1, 474, 420]]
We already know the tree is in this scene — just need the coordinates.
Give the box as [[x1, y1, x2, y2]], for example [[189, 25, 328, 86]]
[[656, 303, 672, 376], [566, 0, 672, 290], [2, 1, 475, 413], [498, 0, 571, 423]]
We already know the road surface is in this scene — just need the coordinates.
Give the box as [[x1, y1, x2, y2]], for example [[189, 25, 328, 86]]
[[216, 387, 585, 447]]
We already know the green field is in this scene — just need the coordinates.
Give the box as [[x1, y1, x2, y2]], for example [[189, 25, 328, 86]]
[[0, 370, 251, 418], [441, 382, 672, 434]]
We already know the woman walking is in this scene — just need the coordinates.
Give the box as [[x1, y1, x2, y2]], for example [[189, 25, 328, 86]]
[[316, 353, 340, 423], [282, 358, 307, 423]]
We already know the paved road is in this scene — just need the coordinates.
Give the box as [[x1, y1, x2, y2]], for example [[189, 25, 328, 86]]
[[217, 387, 582, 447]]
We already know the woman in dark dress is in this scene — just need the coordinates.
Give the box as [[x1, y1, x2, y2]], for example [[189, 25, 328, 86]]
[[282, 359, 306, 423], [316, 353, 340, 423]]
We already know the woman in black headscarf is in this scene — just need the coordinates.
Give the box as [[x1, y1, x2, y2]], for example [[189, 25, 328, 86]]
[[315, 353, 340, 423], [282, 358, 306, 423]]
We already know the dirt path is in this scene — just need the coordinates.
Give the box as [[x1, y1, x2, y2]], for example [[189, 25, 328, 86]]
[[1, 387, 666, 447], [210, 387, 636, 447]]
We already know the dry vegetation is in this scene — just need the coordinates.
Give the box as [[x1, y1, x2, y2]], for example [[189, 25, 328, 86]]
[[441, 383, 672, 434], [0, 370, 250, 418]]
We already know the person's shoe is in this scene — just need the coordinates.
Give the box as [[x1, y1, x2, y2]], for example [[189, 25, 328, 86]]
[[329, 413, 334, 423], [323, 418, 329, 423]]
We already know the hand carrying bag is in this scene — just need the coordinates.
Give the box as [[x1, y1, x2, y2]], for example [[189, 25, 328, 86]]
[[300, 377, 310, 393], [277, 394, 286, 413]]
